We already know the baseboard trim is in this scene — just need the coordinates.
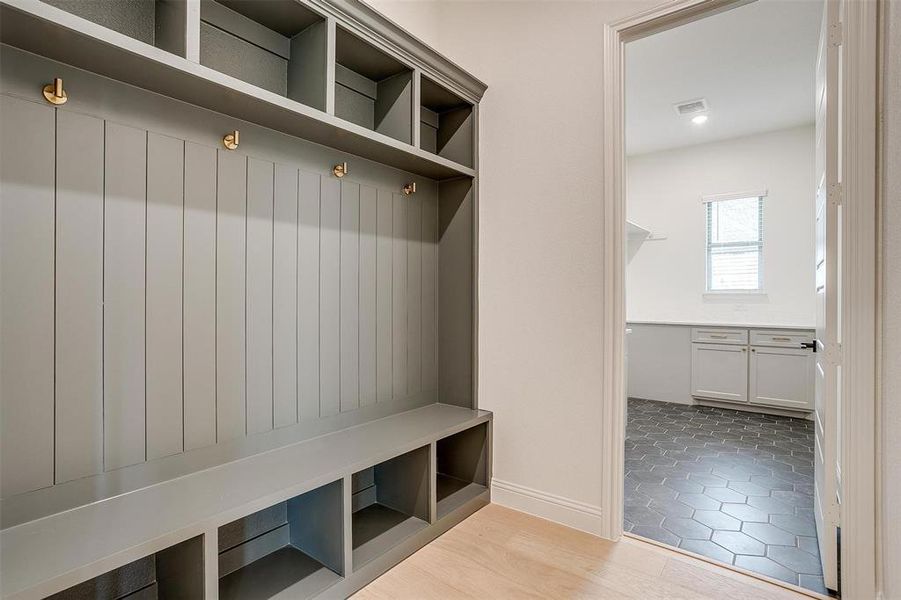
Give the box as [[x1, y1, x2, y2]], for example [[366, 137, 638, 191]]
[[490, 478, 604, 536]]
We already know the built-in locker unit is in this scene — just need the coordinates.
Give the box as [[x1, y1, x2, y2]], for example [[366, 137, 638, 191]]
[[0, 0, 489, 598]]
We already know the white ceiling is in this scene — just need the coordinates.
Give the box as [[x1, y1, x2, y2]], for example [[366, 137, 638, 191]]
[[625, 0, 823, 156]]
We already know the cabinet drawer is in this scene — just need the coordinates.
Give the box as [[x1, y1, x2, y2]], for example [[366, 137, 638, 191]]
[[750, 330, 814, 348], [691, 327, 748, 345]]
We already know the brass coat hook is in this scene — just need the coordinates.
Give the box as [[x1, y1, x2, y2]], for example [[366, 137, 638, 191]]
[[42, 77, 68, 105], [333, 162, 348, 178], [223, 130, 240, 150], [402, 182, 416, 195]]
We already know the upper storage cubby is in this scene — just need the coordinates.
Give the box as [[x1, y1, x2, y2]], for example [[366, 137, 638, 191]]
[[40, 0, 189, 57], [334, 25, 413, 144], [200, 0, 328, 110], [420, 75, 474, 167]]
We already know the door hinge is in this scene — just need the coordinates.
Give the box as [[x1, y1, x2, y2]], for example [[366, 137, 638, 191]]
[[830, 21, 844, 46], [829, 182, 843, 206]]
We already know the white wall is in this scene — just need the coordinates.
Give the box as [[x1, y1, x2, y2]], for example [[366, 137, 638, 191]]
[[626, 126, 816, 327], [368, 0, 657, 534], [880, 2, 900, 597]]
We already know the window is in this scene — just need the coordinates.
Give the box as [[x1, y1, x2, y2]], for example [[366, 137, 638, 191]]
[[704, 193, 764, 292]]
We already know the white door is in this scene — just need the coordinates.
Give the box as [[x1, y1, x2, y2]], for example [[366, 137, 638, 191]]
[[748, 346, 814, 411], [690, 343, 748, 403], [814, 0, 840, 589]]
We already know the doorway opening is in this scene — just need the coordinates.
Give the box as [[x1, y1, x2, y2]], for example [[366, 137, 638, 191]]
[[620, 1, 833, 594]]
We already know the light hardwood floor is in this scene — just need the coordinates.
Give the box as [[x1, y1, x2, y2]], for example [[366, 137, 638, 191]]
[[353, 504, 820, 599]]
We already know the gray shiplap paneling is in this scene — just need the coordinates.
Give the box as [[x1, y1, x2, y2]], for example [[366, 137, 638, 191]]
[[246, 157, 275, 435], [421, 194, 438, 392], [340, 181, 360, 413], [55, 110, 104, 484], [104, 121, 147, 471], [319, 176, 341, 418], [0, 96, 55, 496], [216, 150, 247, 442], [406, 196, 422, 395], [359, 185, 378, 407], [298, 170, 321, 421], [146, 132, 185, 461], [392, 193, 408, 398], [376, 190, 393, 403], [183, 142, 218, 451], [273, 164, 299, 429]]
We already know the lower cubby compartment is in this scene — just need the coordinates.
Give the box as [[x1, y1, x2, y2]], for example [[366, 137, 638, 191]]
[[47, 535, 203, 599], [436, 423, 489, 520], [351, 446, 430, 569], [218, 480, 344, 600]]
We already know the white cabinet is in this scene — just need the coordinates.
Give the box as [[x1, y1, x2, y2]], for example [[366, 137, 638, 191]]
[[749, 346, 814, 410], [691, 343, 749, 403], [689, 326, 814, 412]]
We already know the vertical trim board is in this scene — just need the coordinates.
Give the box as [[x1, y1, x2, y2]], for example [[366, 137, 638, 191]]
[[319, 176, 341, 418], [406, 196, 422, 395], [392, 193, 408, 400], [375, 190, 394, 403], [0, 96, 55, 496], [421, 194, 438, 393], [273, 163, 299, 429], [145, 132, 185, 461], [359, 185, 378, 407], [298, 170, 321, 421], [183, 142, 217, 451], [55, 109, 104, 483], [340, 181, 360, 413], [216, 150, 247, 442], [103, 121, 147, 472], [246, 157, 275, 435]]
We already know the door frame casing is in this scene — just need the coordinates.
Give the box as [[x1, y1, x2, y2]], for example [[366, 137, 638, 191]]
[[599, 2, 879, 599]]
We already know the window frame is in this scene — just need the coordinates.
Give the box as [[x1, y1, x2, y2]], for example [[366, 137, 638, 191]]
[[702, 191, 767, 293]]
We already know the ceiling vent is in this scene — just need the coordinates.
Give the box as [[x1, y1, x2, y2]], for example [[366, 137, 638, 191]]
[[673, 98, 708, 116]]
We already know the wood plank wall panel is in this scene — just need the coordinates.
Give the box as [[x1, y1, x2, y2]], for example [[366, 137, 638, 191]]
[[103, 122, 148, 472], [340, 181, 360, 413], [359, 186, 378, 407], [376, 190, 394, 403], [0, 106, 450, 497], [183, 143, 218, 451], [421, 195, 438, 393], [392, 193, 408, 398], [246, 158, 275, 435], [407, 198, 422, 395], [54, 110, 104, 483], [216, 150, 247, 442], [0, 96, 55, 496], [273, 164, 299, 429], [319, 177, 341, 418], [145, 133, 185, 461], [297, 171, 321, 421]]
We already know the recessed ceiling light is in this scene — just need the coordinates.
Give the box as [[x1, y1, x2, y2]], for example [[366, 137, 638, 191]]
[[692, 114, 709, 125]]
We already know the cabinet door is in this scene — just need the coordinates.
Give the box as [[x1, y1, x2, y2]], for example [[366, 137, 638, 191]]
[[691, 343, 748, 403], [748, 346, 814, 411]]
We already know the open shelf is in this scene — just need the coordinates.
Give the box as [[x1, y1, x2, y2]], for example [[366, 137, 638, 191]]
[[200, 0, 328, 110], [48, 535, 203, 599], [39, 0, 188, 57], [351, 445, 430, 569], [335, 25, 413, 144], [420, 74, 474, 168], [436, 423, 489, 519], [218, 480, 344, 600]]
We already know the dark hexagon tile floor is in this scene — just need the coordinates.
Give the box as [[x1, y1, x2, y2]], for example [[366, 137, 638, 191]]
[[623, 398, 829, 595]]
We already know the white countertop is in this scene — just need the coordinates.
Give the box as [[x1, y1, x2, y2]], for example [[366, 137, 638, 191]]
[[627, 320, 815, 331]]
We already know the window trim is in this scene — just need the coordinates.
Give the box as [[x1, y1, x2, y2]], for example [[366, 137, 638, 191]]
[[702, 191, 767, 293]]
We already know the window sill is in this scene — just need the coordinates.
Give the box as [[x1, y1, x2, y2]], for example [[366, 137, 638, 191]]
[[703, 291, 769, 301]]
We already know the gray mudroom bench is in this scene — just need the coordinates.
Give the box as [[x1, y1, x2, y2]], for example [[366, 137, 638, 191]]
[[0, 1, 489, 598]]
